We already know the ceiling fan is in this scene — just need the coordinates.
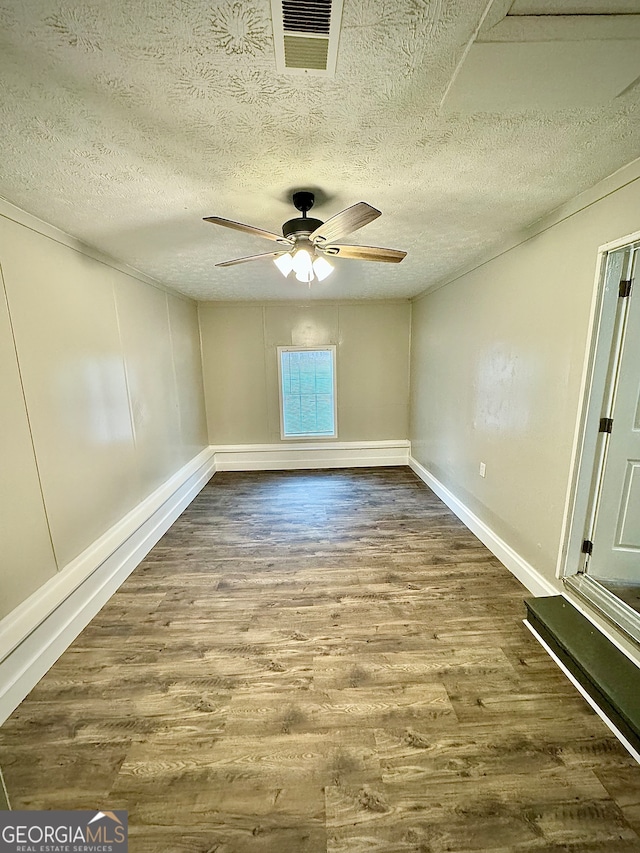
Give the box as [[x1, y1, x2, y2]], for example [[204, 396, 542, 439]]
[[203, 191, 406, 284]]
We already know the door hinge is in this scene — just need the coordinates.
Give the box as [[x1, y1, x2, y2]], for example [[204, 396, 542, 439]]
[[619, 279, 632, 298], [599, 417, 613, 433], [582, 539, 593, 555]]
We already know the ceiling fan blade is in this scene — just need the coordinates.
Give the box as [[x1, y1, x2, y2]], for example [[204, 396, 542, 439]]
[[321, 244, 407, 263], [309, 202, 381, 244], [216, 251, 288, 268], [204, 216, 293, 246]]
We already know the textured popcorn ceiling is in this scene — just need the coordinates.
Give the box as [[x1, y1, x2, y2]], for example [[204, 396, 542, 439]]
[[0, 0, 639, 301]]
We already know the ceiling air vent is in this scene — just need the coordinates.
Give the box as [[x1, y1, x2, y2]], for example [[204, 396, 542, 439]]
[[271, 0, 344, 76]]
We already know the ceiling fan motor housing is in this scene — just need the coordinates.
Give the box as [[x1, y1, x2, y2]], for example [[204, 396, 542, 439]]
[[282, 216, 324, 239], [283, 190, 324, 240]]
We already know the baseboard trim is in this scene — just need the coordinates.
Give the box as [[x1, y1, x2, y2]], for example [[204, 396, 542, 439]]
[[408, 455, 557, 597], [0, 447, 215, 724], [524, 619, 640, 765], [212, 440, 410, 471]]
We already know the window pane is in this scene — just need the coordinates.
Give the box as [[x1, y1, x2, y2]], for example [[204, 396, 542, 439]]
[[315, 394, 334, 432], [283, 394, 301, 435], [280, 348, 336, 437]]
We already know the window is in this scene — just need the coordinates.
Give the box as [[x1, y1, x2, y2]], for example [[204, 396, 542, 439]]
[[278, 346, 337, 439]]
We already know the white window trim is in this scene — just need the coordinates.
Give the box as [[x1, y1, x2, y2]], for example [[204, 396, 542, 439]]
[[277, 345, 338, 441]]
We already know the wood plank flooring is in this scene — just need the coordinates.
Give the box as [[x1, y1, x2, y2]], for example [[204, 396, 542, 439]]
[[2, 467, 640, 852]]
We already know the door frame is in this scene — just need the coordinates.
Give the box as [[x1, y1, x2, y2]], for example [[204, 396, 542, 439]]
[[558, 229, 640, 586]]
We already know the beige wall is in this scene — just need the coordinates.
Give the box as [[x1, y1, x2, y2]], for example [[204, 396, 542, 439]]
[[0, 213, 207, 618], [410, 170, 640, 587], [199, 301, 411, 444]]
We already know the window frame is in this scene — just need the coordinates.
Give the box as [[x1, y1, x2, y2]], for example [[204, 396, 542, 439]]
[[277, 345, 338, 441]]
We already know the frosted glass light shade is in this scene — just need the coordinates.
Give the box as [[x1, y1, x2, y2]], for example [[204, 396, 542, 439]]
[[273, 253, 294, 276], [274, 247, 334, 284], [313, 256, 334, 281], [292, 249, 313, 279]]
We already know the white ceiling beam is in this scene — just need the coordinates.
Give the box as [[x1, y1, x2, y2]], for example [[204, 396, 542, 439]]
[[480, 14, 640, 41], [510, 0, 640, 13], [440, 0, 513, 109], [477, 0, 515, 36]]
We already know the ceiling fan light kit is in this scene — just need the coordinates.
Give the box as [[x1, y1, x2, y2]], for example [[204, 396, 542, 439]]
[[204, 190, 406, 288], [273, 252, 295, 277], [312, 255, 335, 281], [274, 250, 335, 284]]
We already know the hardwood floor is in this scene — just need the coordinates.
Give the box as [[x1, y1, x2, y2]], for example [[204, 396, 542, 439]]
[[1, 467, 640, 852]]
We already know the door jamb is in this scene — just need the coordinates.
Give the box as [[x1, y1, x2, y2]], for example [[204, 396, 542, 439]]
[[557, 230, 640, 582]]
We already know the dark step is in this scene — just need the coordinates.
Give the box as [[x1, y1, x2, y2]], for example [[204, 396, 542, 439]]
[[525, 595, 640, 754]]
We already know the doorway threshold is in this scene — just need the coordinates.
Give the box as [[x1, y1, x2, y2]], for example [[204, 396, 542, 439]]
[[564, 574, 640, 646], [525, 595, 640, 762], [597, 579, 640, 617]]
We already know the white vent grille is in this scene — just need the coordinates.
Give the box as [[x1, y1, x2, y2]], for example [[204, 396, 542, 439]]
[[271, 0, 344, 76], [283, 0, 331, 34], [284, 35, 329, 69]]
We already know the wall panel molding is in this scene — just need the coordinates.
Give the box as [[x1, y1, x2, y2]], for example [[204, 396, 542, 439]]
[[0, 447, 215, 724]]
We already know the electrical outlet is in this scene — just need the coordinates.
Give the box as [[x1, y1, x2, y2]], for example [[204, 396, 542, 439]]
[[479, 462, 486, 478]]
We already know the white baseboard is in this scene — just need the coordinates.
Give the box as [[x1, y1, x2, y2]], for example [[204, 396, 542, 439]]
[[0, 447, 559, 725], [0, 447, 215, 725], [524, 619, 640, 765], [212, 440, 410, 471], [408, 455, 558, 598]]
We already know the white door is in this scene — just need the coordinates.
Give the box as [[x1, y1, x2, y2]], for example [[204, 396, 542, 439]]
[[587, 247, 640, 581]]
